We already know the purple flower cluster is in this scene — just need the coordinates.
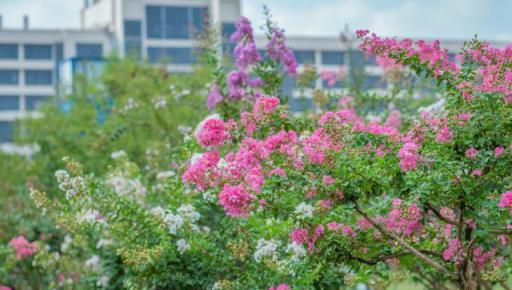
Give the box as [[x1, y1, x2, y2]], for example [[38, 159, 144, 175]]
[[266, 27, 297, 75]]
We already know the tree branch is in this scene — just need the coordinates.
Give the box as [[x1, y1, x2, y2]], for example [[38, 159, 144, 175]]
[[354, 203, 458, 280], [347, 251, 409, 265], [425, 202, 458, 225]]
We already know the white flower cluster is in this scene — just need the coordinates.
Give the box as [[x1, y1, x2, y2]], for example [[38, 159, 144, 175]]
[[97, 275, 111, 288], [60, 235, 73, 253], [77, 209, 105, 225], [285, 242, 307, 262], [176, 239, 191, 254], [253, 238, 281, 263], [294, 202, 314, 220], [153, 96, 168, 109], [150, 204, 201, 235], [156, 170, 175, 179], [120, 98, 138, 113], [106, 175, 147, 202], [163, 213, 184, 235], [152, 170, 176, 193], [111, 150, 127, 160], [85, 255, 101, 272], [96, 239, 114, 249], [55, 169, 87, 200]]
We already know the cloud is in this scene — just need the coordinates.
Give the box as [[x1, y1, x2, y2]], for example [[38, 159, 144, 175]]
[[1, 0, 81, 29], [242, 0, 512, 41], [0, 0, 509, 42]]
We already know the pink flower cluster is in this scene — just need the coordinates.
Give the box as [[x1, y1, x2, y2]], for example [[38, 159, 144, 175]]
[[357, 30, 458, 78], [253, 96, 280, 116], [194, 116, 231, 148], [498, 191, 512, 214], [384, 199, 423, 236], [397, 142, 420, 172], [443, 239, 463, 265], [269, 284, 291, 290], [219, 184, 255, 217], [435, 126, 453, 143], [182, 151, 220, 191], [290, 225, 325, 253], [9, 236, 38, 260], [302, 129, 340, 164]]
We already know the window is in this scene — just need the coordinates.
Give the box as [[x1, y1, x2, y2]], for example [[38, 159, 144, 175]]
[[25, 70, 52, 85], [76, 43, 103, 58], [363, 75, 386, 90], [24, 44, 52, 60], [55, 43, 64, 60], [322, 79, 343, 89], [293, 50, 315, 65], [0, 44, 18, 59], [146, 5, 207, 39], [0, 95, 19, 111], [166, 6, 188, 39], [124, 20, 142, 36], [147, 47, 195, 64], [0, 70, 19, 85], [25, 95, 49, 111], [124, 20, 142, 59], [191, 7, 207, 34], [222, 22, 236, 40], [125, 40, 142, 59], [0, 121, 13, 143], [321, 51, 344, 65], [146, 6, 163, 38], [350, 50, 366, 68]]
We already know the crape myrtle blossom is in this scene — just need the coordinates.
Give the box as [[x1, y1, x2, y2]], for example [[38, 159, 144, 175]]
[[498, 191, 512, 214], [9, 236, 38, 260], [194, 114, 234, 148], [269, 284, 291, 290], [265, 26, 297, 75], [206, 14, 298, 110]]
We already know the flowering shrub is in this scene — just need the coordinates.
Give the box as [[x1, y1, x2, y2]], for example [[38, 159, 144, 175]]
[[183, 29, 512, 289], [3, 12, 509, 290]]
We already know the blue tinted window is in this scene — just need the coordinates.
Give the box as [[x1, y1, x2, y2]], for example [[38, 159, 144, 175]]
[[350, 50, 366, 68], [146, 6, 163, 38], [76, 43, 103, 58], [24, 44, 52, 60], [191, 7, 207, 34], [322, 79, 343, 89], [146, 5, 207, 39], [147, 47, 195, 64], [222, 22, 236, 39], [124, 20, 142, 36], [55, 43, 63, 60], [166, 7, 188, 38], [363, 75, 385, 90], [25, 70, 52, 85], [447, 53, 456, 62], [366, 55, 377, 66], [0, 121, 13, 143], [0, 44, 18, 59], [0, 95, 19, 110], [0, 70, 19, 84], [125, 40, 142, 59], [321, 51, 344, 65], [294, 50, 315, 64], [26, 95, 49, 111]]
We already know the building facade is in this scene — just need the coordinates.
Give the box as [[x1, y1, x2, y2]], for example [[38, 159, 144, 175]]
[[0, 0, 508, 146]]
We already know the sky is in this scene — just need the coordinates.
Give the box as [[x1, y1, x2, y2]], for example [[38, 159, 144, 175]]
[[0, 0, 511, 41]]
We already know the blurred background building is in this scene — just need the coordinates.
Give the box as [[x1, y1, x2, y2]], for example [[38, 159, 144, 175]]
[[0, 0, 507, 146]]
